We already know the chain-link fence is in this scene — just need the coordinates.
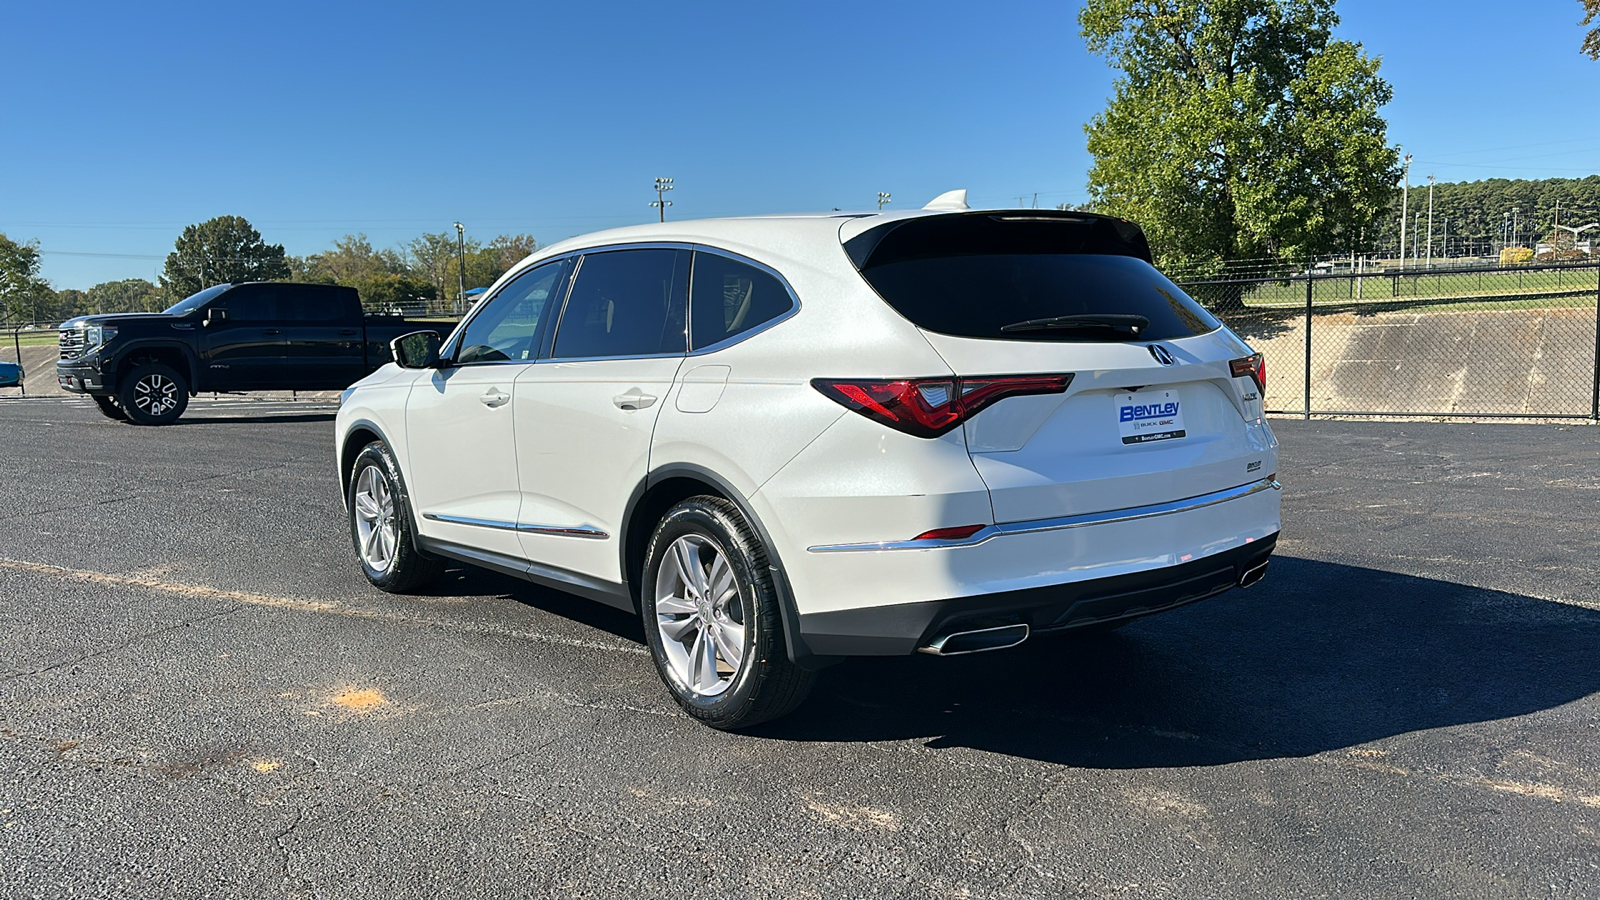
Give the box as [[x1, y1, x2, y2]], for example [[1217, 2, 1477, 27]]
[[1180, 263, 1600, 420]]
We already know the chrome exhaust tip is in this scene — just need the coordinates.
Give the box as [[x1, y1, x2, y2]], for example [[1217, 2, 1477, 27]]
[[918, 623, 1030, 656], [1238, 560, 1269, 588]]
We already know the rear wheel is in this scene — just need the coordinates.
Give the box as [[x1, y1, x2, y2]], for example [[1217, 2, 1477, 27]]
[[641, 496, 813, 729], [92, 395, 128, 421], [348, 441, 444, 592], [117, 362, 188, 425]]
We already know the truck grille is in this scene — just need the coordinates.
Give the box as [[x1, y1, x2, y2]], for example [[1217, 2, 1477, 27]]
[[58, 328, 86, 361]]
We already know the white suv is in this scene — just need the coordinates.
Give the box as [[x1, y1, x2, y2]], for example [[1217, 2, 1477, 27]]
[[335, 201, 1280, 729]]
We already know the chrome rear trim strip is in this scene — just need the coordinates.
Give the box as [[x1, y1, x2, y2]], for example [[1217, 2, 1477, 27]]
[[423, 512, 609, 540], [807, 477, 1280, 553]]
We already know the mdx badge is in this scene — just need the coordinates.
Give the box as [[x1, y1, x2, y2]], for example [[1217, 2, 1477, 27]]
[[1147, 344, 1176, 366]]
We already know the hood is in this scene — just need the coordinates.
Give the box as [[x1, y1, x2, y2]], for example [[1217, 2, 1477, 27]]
[[59, 313, 179, 328]]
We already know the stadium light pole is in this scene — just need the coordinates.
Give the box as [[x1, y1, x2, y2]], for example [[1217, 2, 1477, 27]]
[[1398, 152, 1412, 269], [652, 177, 674, 222], [454, 222, 467, 315], [1426, 177, 1438, 262], [877, 192, 891, 210]]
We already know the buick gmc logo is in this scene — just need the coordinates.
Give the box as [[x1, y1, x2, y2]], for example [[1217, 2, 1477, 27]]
[[1148, 344, 1176, 366], [1120, 400, 1180, 422]]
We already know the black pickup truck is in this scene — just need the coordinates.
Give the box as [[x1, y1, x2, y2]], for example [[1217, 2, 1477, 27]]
[[56, 282, 453, 425]]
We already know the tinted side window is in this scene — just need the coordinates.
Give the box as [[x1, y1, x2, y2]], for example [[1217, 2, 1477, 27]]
[[220, 285, 278, 322], [552, 249, 688, 359], [689, 252, 793, 350], [454, 259, 571, 365], [281, 288, 349, 322]]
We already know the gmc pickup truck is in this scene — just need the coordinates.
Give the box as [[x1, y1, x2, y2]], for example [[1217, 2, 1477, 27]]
[[56, 282, 453, 425]]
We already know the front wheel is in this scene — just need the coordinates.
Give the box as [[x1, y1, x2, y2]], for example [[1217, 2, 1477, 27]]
[[641, 496, 814, 729], [348, 441, 444, 593], [117, 362, 188, 425]]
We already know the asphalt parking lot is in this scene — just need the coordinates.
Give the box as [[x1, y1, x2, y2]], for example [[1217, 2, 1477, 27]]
[[2, 396, 1598, 899]]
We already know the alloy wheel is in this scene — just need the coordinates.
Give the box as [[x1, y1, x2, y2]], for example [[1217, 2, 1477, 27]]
[[653, 534, 747, 697], [353, 465, 399, 573]]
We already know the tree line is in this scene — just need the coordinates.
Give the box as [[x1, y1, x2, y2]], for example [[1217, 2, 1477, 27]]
[[1, 216, 538, 326]]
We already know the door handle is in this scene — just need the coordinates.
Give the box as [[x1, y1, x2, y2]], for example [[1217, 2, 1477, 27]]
[[481, 387, 510, 408], [336, 329, 359, 336], [262, 329, 283, 336], [612, 388, 658, 411]]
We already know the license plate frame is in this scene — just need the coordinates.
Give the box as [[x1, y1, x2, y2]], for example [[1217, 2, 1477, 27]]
[[1116, 390, 1186, 445]]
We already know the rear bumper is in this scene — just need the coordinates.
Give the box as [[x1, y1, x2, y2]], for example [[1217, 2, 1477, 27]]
[[798, 533, 1277, 656]]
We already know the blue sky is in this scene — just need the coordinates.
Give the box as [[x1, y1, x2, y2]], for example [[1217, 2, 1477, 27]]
[[3, 0, 1596, 289]]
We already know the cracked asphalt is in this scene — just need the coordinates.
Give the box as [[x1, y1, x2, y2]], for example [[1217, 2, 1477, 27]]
[[1, 395, 1598, 899]]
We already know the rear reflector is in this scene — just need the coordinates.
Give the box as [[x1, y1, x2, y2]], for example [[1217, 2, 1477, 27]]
[[812, 373, 1073, 438], [1229, 353, 1266, 392]]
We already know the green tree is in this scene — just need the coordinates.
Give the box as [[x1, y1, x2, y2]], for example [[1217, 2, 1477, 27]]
[[0, 233, 55, 325], [1080, 0, 1400, 276], [405, 232, 459, 312], [1583, 0, 1599, 59], [160, 215, 290, 299], [86, 278, 164, 314]]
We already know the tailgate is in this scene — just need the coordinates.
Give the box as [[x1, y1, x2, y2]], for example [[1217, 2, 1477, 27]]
[[922, 331, 1273, 523]]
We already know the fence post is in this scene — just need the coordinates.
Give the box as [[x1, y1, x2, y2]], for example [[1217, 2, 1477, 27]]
[[1592, 267, 1599, 422], [1304, 274, 1313, 419]]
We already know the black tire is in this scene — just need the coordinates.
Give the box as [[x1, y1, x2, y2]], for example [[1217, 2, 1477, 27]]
[[641, 496, 814, 729], [117, 362, 188, 425], [92, 394, 128, 421], [347, 440, 445, 593]]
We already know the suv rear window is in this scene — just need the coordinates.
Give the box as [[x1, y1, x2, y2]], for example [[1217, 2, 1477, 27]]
[[846, 215, 1220, 342]]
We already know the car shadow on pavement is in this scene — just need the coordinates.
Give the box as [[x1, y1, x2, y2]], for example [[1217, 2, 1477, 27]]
[[175, 413, 338, 425], [754, 556, 1600, 767], [426, 563, 648, 645]]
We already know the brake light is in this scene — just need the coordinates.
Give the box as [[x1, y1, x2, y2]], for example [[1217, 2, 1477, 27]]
[[1229, 353, 1266, 392], [811, 374, 1073, 438]]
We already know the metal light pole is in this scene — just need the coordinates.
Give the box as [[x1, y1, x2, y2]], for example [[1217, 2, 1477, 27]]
[[453, 222, 467, 315], [652, 177, 674, 222], [1512, 207, 1520, 249], [877, 192, 891, 210], [1425, 174, 1434, 268], [1399, 152, 1412, 269]]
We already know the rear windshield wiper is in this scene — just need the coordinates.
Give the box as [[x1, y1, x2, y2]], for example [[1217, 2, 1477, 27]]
[[999, 314, 1150, 335]]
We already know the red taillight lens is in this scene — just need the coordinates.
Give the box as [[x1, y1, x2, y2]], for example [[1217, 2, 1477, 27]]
[[1229, 353, 1266, 392], [811, 374, 1073, 438], [912, 524, 986, 541]]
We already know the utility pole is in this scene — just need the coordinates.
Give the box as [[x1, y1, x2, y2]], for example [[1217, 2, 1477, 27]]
[[1399, 152, 1412, 269], [877, 192, 891, 210], [651, 177, 674, 222], [1425, 174, 1434, 268], [453, 222, 467, 315]]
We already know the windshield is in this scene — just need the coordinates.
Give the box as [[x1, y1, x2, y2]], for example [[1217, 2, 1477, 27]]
[[162, 284, 231, 316]]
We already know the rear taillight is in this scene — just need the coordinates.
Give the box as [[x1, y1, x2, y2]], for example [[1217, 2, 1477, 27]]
[[1230, 353, 1266, 392], [811, 374, 1073, 438]]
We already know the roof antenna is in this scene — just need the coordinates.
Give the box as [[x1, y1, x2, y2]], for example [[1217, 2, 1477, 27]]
[[922, 189, 969, 211]]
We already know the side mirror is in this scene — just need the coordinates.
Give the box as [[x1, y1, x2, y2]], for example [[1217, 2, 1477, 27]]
[[203, 308, 228, 327], [392, 330, 443, 369]]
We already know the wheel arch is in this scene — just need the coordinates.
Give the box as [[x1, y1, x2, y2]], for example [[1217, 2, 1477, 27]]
[[622, 463, 833, 670], [112, 342, 200, 393]]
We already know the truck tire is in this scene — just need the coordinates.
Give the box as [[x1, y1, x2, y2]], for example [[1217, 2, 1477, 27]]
[[118, 362, 189, 426], [92, 395, 128, 421]]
